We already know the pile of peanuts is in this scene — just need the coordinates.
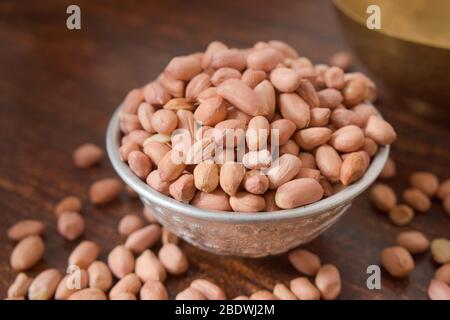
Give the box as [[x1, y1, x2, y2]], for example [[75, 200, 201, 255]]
[[371, 160, 450, 299], [118, 41, 397, 212], [5, 140, 344, 300]]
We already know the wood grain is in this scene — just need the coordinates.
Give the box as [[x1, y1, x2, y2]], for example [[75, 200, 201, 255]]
[[0, 0, 448, 299]]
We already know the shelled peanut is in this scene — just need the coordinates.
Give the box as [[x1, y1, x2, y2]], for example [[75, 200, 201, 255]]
[[118, 40, 397, 212]]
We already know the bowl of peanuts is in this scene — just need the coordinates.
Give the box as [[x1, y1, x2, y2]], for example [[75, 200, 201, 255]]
[[107, 40, 394, 257]]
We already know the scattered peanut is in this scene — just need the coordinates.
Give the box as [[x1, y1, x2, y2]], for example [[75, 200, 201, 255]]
[[73, 143, 104, 168], [57, 211, 85, 240], [370, 183, 397, 212], [10, 235, 45, 271], [288, 249, 321, 276], [396, 231, 430, 254], [68, 240, 100, 269], [431, 238, 450, 264], [7, 220, 44, 241]]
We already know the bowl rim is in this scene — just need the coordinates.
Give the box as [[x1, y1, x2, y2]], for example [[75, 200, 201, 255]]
[[107, 104, 389, 223]]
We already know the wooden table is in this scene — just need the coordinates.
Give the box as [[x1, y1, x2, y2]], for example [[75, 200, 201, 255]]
[[0, 0, 448, 300]]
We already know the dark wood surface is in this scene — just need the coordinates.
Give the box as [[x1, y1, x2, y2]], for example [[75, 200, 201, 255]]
[[0, 0, 448, 300]]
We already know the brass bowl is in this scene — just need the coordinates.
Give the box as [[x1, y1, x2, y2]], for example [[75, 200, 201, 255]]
[[334, 0, 450, 122]]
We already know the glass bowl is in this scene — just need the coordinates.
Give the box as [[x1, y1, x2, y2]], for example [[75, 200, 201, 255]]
[[106, 105, 389, 257]]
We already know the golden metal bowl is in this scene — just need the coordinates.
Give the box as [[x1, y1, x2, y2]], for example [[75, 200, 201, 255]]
[[334, 0, 450, 122]]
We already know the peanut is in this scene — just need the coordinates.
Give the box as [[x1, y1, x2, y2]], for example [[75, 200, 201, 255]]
[[379, 157, 396, 178], [310, 108, 331, 127], [176, 287, 207, 300], [278, 93, 310, 129], [108, 245, 135, 279], [279, 139, 300, 156], [191, 189, 232, 211], [118, 214, 145, 236], [7, 273, 33, 298], [403, 188, 431, 212], [128, 150, 152, 179], [151, 109, 178, 135], [190, 279, 227, 300], [267, 154, 302, 189], [89, 178, 123, 205], [270, 119, 296, 146], [290, 277, 321, 300], [388, 204, 414, 226], [217, 79, 266, 116], [28, 269, 62, 300], [315, 264, 341, 300], [125, 224, 162, 254], [169, 173, 196, 203], [88, 260, 113, 291], [194, 96, 227, 126], [68, 240, 100, 269], [294, 127, 332, 150], [109, 273, 142, 299], [315, 144, 342, 182], [243, 170, 269, 194], [73, 143, 103, 168], [365, 115, 397, 145], [54, 196, 82, 216], [140, 280, 169, 300], [250, 290, 278, 300], [229, 192, 266, 212], [146, 170, 171, 195], [434, 264, 450, 285], [370, 183, 397, 212], [246, 116, 270, 151], [194, 161, 219, 192], [219, 162, 246, 196], [273, 283, 297, 300], [317, 88, 343, 108], [187, 74, 211, 102], [329, 125, 365, 152], [68, 288, 107, 300], [122, 88, 144, 114], [157, 150, 186, 182], [275, 178, 324, 209], [10, 235, 44, 271], [208, 49, 246, 71], [437, 179, 450, 199], [241, 69, 266, 88], [380, 246, 414, 277], [428, 279, 450, 300], [57, 211, 85, 240], [409, 171, 439, 197], [158, 243, 189, 275], [431, 238, 450, 264], [288, 248, 321, 276], [211, 67, 241, 86], [55, 269, 89, 300], [331, 108, 363, 128], [396, 231, 430, 254], [296, 79, 319, 108], [118, 41, 397, 212], [247, 47, 282, 71], [165, 54, 202, 81], [270, 67, 301, 92], [329, 51, 352, 70], [7, 220, 44, 241], [135, 250, 166, 282]]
